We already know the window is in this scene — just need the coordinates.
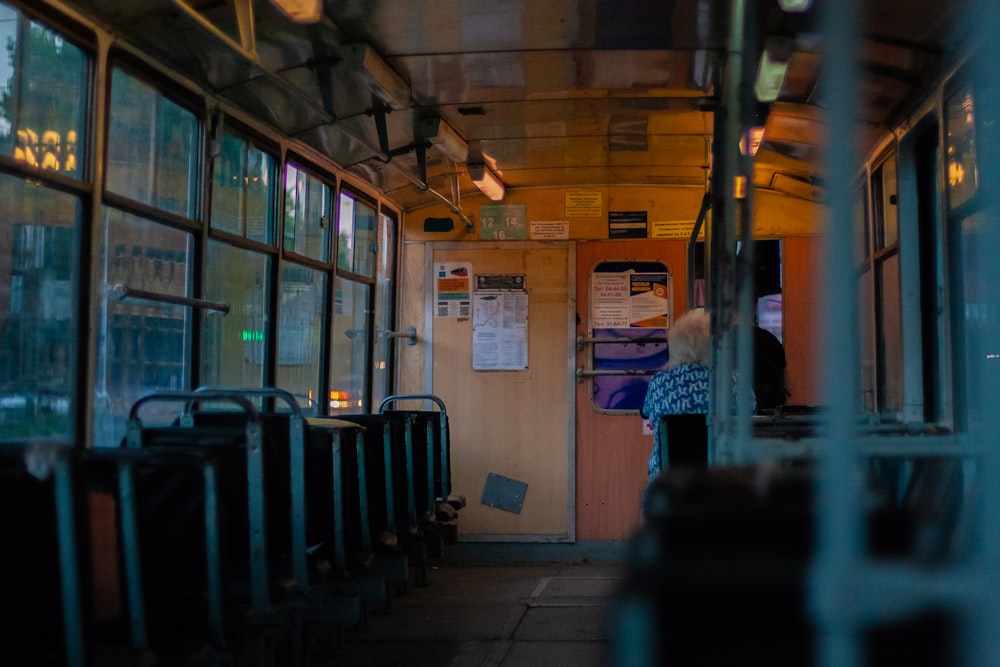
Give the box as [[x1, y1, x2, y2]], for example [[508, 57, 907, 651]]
[[94, 210, 193, 445], [283, 163, 330, 261], [0, 6, 87, 178], [107, 67, 198, 217], [0, 175, 80, 441], [371, 209, 398, 409], [202, 242, 270, 388], [328, 277, 370, 412], [589, 261, 670, 412], [854, 150, 904, 421], [96, 65, 201, 445], [0, 7, 87, 443], [275, 261, 327, 412], [326, 188, 381, 414], [855, 181, 876, 412], [337, 190, 377, 278], [211, 131, 276, 244], [869, 151, 903, 418]]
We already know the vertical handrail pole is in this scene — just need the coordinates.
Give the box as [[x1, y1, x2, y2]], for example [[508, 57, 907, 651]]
[[810, 0, 865, 665]]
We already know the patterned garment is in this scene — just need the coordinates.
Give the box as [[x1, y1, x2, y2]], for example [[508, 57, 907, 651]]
[[641, 362, 710, 480]]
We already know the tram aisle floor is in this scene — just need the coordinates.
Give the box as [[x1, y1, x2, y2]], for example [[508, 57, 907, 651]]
[[316, 561, 624, 667]]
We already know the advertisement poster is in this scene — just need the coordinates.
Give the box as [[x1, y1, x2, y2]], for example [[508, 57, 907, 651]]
[[629, 273, 669, 327], [591, 272, 631, 328], [434, 262, 471, 318], [473, 274, 528, 370]]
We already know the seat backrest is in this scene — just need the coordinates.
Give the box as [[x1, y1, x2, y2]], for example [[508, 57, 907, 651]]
[[658, 414, 708, 468]]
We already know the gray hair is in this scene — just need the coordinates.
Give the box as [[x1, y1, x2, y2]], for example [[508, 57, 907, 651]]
[[666, 308, 710, 369]]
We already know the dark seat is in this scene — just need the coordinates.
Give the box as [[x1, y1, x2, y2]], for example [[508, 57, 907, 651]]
[[119, 390, 302, 664], [656, 413, 708, 468], [615, 464, 958, 666], [0, 443, 87, 667]]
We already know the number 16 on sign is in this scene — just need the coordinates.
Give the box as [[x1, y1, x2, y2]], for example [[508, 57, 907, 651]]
[[480, 203, 527, 240]]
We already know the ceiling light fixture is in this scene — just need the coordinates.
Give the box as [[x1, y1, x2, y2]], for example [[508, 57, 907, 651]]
[[268, 0, 323, 23], [467, 162, 506, 201], [754, 36, 793, 103], [342, 43, 412, 110], [777, 0, 813, 12], [417, 117, 470, 163]]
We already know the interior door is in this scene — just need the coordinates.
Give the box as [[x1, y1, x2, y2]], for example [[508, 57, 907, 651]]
[[430, 243, 573, 541]]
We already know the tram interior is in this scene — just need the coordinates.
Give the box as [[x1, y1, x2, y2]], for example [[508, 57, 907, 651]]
[[3, 0, 1000, 665]]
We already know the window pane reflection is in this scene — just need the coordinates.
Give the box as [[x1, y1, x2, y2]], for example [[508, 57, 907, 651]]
[[275, 261, 326, 412], [0, 175, 79, 441], [94, 209, 192, 446], [212, 133, 276, 243], [202, 242, 269, 389], [337, 192, 377, 278], [0, 7, 87, 179], [284, 164, 329, 261], [329, 277, 370, 414], [108, 68, 198, 217]]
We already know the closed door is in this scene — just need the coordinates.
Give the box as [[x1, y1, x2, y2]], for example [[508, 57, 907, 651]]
[[431, 243, 573, 540]]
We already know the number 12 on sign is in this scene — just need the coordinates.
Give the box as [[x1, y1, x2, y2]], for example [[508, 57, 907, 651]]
[[480, 203, 527, 240]]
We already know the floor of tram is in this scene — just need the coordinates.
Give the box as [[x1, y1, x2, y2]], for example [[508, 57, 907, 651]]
[[318, 553, 626, 667]]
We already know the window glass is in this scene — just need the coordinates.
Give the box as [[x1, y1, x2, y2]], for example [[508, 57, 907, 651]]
[[107, 68, 198, 217], [880, 158, 899, 248], [853, 182, 869, 265], [590, 261, 670, 412], [94, 209, 192, 446], [329, 277, 370, 414], [283, 164, 329, 261], [857, 270, 876, 413], [211, 132, 275, 243], [371, 210, 397, 409], [876, 254, 903, 417], [202, 241, 269, 388], [211, 133, 244, 236], [337, 191, 377, 278], [945, 84, 977, 211], [275, 261, 326, 412], [0, 174, 79, 441], [0, 7, 86, 179], [871, 157, 899, 252]]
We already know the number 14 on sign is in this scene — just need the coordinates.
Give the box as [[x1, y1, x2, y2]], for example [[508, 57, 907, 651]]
[[480, 204, 526, 240]]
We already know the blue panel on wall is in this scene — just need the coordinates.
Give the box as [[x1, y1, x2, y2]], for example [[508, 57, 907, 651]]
[[481, 472, 528, 514]]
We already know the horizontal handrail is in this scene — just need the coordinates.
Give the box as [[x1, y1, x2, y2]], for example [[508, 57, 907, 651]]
[[194, 385, 304, 419], [576, 367, 660, 383], [109, 283, 230, 315], [576, 334, 667, 350], [378, 393, 448, 414], [127, 390, 259, 424], [384, 326, 418, 345]]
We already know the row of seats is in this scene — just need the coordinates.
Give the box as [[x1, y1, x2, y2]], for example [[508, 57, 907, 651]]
[[611, 413, 965, 666], [1, 388, 465, 666]]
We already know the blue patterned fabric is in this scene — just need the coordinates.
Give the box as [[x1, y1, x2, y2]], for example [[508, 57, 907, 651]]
[[641, 362, 710, 480]]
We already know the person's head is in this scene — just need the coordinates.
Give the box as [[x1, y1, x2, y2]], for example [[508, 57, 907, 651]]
[[667, 308, 711, 369]]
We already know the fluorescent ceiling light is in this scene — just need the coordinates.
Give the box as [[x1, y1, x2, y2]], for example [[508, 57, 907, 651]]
[[778, 0, 813, 12], [467, 163, 505, 201], [417, 117, 469, 163], [755, 37, 792, 103], [342, 43, 411, 110], [268, 0, 322, 23], [740, 126, 766, 156]]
